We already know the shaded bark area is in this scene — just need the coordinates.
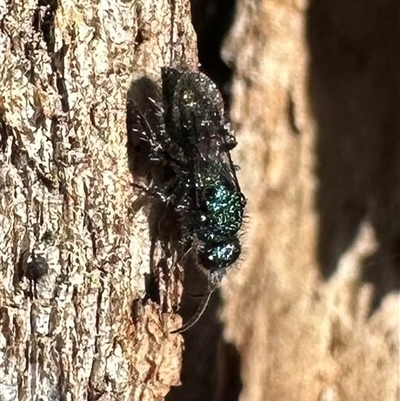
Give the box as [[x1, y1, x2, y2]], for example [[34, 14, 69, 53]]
[[307, 0, 399, 308], [190, 0, 235, 94], [165, 3, 242, 401]]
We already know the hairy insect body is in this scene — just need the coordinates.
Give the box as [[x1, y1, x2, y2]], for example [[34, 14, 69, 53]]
[[133, 67, 246, 331], [163, 68, 245, 267], [188, 167, 245, 271], [193, 168, 245, 242]]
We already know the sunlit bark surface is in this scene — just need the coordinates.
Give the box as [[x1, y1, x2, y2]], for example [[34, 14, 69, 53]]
[[0, 1, 197, 400]]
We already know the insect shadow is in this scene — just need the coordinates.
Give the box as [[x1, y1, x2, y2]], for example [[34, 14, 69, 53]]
[[126, 76, 199, 318], [126, 69, 246, 333]]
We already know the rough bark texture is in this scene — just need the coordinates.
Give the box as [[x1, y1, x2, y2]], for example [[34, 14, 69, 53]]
[[0, 1, 197, 400], [1, 0, 399, 401]]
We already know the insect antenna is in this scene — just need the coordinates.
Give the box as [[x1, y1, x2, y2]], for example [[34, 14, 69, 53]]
[[171, 288, 215, 334]]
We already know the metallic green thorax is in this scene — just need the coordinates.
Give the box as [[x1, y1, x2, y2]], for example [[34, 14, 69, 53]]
[[130, 67, 246, 332], [161, 67, 245, 273], [192, 164, 245, 243]]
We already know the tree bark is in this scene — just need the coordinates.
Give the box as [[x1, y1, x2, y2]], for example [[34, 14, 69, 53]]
[[1, 0, 398, 401], [0, 1, 197, 400], [220, 0, 399, 400]]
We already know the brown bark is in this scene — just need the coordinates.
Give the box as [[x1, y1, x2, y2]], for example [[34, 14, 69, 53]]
[[1, 0, 398, 401], [0, 1, 197, 400], [220, 0, 399, 400]]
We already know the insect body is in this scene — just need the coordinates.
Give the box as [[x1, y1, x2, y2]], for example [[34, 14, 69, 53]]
[[133, 67, 246, 332]]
